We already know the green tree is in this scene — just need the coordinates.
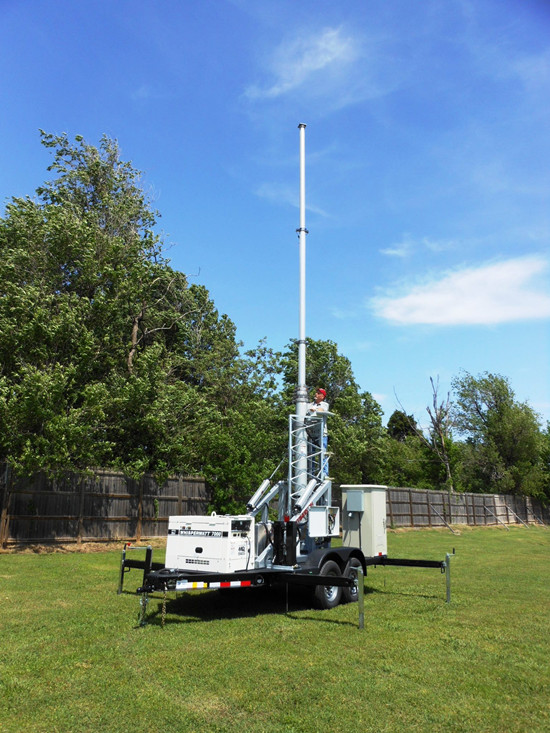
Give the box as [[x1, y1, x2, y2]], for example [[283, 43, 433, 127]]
[[452, 371, 545, 496], [382, 433, 433, 489], [422, 377, 456, 493], [194, 341, 289, 513], [0, 132, 244, 484], [390, 378, 458, 494], [335, 390, 386, 485], [387, 410, 418, 441], [279, 338, 386, 485], [541, 423, 550, 500]]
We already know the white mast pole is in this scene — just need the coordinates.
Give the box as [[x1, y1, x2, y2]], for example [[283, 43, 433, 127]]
[[292, 123, 309, 502], [297, 123, 308, 412]]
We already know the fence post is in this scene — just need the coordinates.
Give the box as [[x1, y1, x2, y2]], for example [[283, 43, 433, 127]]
[[137, 477, 143, 542], [77, 475, 86, 545], [0, 464, 11, 548], [387, 488, 395, 528], [178, 475, 185, 515], [409, 489, 414, 528], [426, 490, 432, 528]]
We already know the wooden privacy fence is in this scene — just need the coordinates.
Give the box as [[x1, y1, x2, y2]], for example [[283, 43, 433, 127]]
[[385, 487, 550, 529], [0, 466, 209, 546], [1, 466, 549, 547]]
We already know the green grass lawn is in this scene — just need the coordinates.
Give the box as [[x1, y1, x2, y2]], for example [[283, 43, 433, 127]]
[[1, 526, 549, 733]]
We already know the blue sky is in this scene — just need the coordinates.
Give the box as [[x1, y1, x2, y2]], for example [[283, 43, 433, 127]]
[[1, 0, 549, 428]]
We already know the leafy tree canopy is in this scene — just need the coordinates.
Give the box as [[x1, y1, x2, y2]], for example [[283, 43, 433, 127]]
[[451, 371, 545, 496], [387, 410, 418, 442], [0, 133, 248, 488], [1, 133, 547, 506], [279, 338, 386, 485]]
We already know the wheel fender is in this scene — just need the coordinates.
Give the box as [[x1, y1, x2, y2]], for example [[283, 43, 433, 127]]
[[302, 547, 365, 573]]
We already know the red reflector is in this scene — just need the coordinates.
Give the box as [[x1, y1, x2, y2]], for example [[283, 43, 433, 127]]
[[284, 515, 290, 522], [241, 581, 252, 587], [220, 582, 231, 588]]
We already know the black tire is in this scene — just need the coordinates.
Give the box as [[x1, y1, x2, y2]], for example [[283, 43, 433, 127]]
[[342, 557, 363, 603], [313, 560, 343, 609]]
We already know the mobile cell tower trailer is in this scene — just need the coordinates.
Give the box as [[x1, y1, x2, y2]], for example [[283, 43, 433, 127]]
[[119, 126, 451, 622]]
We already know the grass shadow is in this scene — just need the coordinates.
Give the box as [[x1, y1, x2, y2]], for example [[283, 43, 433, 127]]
[[141, 583, 381, 627]]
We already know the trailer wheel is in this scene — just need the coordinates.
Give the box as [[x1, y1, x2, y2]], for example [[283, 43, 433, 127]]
[[313, 560, 342, 609], [342, 557, 363, 603]]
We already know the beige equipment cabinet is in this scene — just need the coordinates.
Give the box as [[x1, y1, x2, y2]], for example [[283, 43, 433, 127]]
[[341, 485, 388, 557]]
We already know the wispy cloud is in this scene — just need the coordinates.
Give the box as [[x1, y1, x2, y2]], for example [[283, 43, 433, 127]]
[[131, 85, 153, 101], [371, 256, 550, 325], [380, 234, 456, 258], [380, 242, 411, 258], [244, 25, 406, 110], [130, 84, 171, 102], [423, 237, 457, 253], [245, 27, 359, 101], [330, 306, 359, 320], [372, 393, 388, 408], [255, 181, 329, 217], [510, 48, 550, 93]]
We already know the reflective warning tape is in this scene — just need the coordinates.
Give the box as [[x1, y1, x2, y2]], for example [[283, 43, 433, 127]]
[[210, 580, 252, 589], [176, 579, 252, 591]]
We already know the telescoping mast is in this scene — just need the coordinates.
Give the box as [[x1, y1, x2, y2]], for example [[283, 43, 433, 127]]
[[119, 125, 453, 622], [293, 123, 309, 504], [250, 122, 337, 557]]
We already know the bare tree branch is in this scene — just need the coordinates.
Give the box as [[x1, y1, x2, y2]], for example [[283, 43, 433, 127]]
[[394, 376, 455, 494]]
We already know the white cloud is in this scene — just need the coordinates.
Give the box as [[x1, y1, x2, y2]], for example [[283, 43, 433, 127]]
[[372, 393, 388, 409], [245, 27, 359, 100], [380, 233, 415, 258], [255, 181, 328, 217], [244, 25, 411, 112], [380, 244, 410, 258], [131, 84, 152, 101], [371, 256, 550, 325], [354, 340, 374, 352], [422, 237, 456, 253], [512, 49, 550, 92], [330, 306, 359, 320], [380, 234, 456, 258], [130, 84, 171, 102]]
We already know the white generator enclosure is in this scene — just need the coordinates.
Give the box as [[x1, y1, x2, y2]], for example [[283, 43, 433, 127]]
[[341, 485, 388, 557], [165, 514, 255, 573]]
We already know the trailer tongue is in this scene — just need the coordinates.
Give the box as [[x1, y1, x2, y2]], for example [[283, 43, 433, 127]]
[[118, 126, 454, 625]]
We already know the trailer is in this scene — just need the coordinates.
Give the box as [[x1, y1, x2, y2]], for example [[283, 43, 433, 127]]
[[119, 485, 452, 626], [118, 125, 453, 626]]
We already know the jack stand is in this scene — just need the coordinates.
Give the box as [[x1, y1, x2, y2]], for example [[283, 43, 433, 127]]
[[138, 593, 149, 627], [357, 568, 365, 629], [444, 551, 455, 603]]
